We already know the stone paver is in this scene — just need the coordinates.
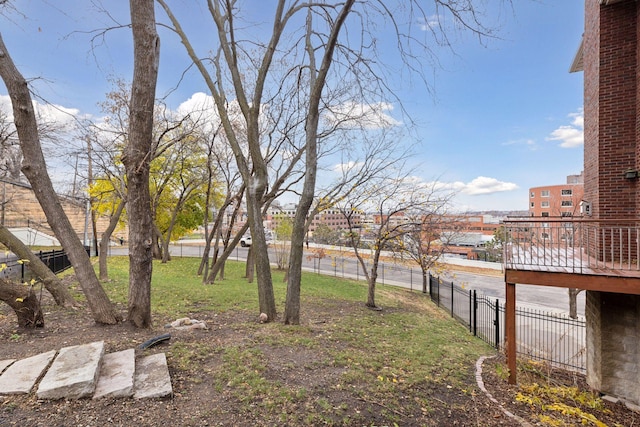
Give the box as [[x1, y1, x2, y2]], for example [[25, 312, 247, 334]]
[[93, 349, 135, 399], [0, 350, 56, 394], [37, 341, 105, 400], [0, 359, 15, 374], [134, 353, 173, 399]]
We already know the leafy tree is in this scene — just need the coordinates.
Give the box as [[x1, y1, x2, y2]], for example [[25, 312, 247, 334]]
[[483, 226, 507, 263], [312, 223, 341, 246]]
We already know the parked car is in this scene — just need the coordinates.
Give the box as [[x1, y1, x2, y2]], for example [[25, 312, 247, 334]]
[[240, 235, 252, 247]]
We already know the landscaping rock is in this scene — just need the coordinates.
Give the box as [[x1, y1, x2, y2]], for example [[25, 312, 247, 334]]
[[37, 341, 104, 400]]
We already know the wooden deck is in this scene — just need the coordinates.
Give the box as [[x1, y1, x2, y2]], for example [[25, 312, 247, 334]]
[[505, 245, 640, 294]]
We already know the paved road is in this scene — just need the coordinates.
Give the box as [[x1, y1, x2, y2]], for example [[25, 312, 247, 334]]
[[109, 242, 585, 317], [439, 270, 586, 317]]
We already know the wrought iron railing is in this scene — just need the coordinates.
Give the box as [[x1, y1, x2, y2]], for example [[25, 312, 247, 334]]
[[429, 273, 586, 372], [503, 218, 640, 274]]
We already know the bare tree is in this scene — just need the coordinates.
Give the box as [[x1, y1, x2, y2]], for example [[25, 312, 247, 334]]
[[340, 167, 454, 309], [0, 106, 21, 180], [401, 196, 457, 293], [0, 32, 122, 324], [122, 0, 159, 327], [284, 1, 356, 324], [156, 0, 508, 323]]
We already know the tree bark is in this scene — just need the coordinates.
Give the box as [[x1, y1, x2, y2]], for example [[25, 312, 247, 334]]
[[98, 200, 125, 281], [0, 224, 76, 307], [284, 1, 355, 325], [123, 0, 160, 328], [0, 278, 45, 328], [0, 33, 121, 324], [206, 222, 249, 284], [568, 288, 582, 319], [245, 245, 255, 283]]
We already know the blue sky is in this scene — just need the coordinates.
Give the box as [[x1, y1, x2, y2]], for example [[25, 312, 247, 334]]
[[0, 1, 584, 212]]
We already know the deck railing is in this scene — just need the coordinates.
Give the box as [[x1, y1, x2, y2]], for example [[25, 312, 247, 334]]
[[503, 218, 640, 274]]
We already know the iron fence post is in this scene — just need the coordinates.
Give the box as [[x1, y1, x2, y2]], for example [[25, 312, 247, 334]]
[[468, 289, 472, 332], [450, 279, 454, 317], [494, 299, 500, 349], [473, 290, 478, 337]]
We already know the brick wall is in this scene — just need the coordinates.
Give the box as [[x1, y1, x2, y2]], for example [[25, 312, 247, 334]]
[[584, 0, 640, 405], [584, 0, 638, 221], [586, 291, 640, 404], [1, 181, 124, 244]]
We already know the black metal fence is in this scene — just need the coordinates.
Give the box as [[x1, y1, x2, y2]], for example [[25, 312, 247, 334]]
[[0, 249, 80, 282], [429, 273, 586, 373]]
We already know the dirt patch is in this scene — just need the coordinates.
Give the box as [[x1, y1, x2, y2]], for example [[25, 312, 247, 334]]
[[0, 291, 637, 426]]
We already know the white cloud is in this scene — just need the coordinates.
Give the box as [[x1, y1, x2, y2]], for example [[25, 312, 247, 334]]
[[332, 161, 363, 174], [455, 176, 519, 196], [1, 94, 83, 130], [177, 92, 217, 118], [324, 101, 401, 130], [546, 110, 584, 148], [418, 15, 441, 31], [422, 176, 518, 196]]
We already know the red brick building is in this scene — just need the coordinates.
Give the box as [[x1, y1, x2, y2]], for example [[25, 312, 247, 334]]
[[528, 173, 584, 217]]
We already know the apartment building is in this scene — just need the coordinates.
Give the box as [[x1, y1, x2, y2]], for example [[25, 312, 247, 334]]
[[265, 203, 361, 235], [528, 173, 584, 217]]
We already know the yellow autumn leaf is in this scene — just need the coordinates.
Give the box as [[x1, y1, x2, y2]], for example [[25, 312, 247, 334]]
[[15, 297, 24, 303]]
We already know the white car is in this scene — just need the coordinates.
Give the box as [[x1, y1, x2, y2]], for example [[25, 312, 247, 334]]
[[240, 235, 252, 247]]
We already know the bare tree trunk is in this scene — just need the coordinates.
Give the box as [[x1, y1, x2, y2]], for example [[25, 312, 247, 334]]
[[98, 200, 125, 281], [422, 269, 428, 294], [152, 224, 163, 260], [245, 245, 255, 283], [284, 1, 355, 325], [245, 188, 275, 318], [568, 288, 582, 319], [0, 278, 45, 328], [123, 0, 159, 328], [0, 224, 76, 307], [206, 222, 249, 284], [198, 192, 238, 276], [0, 33, 121, 324]]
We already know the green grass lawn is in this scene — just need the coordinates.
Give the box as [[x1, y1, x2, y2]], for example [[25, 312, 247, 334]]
[[100, 256, 495, 425]]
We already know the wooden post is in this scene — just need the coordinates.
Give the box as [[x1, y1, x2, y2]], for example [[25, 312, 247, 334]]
[[506, 281, 517, 384]]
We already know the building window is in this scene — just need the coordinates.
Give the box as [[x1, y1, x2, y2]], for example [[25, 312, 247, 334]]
[[561, 212, 573, 217], [530, 191, 535, 198], [541, 190, 550, 197], [541, 201, 549, 208], [561, 189, 573, 196], [541, 212, 549, 217], [530, 202, 534, 208], [561, 200, 573, 207]]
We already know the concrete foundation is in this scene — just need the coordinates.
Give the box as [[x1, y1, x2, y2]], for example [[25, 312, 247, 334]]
[[586, 291, 640, 405]]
